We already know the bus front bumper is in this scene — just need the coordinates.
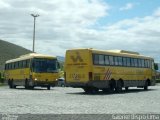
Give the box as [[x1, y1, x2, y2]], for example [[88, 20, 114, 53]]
[[33, 80, 57, 87]]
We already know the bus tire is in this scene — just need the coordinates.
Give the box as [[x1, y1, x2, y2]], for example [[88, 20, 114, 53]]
[[125, 87, 129, 91], [47, 86, 51, 90], [91, 88, 99, 94], [83, 87, 90, 93], [109, 80, 116, 93], [83, 87, 98, 94], [115, 80, 123, 93], [9, 80, 16, 89], [144, 80, 149, 90], [25, 80, 29, 89], [8, 80, 12, 88], [102, 88, 109, 93]]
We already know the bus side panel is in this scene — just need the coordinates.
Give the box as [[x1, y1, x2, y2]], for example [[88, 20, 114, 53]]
[[92, 66, 153, 88], [5, 68, 30, 86]]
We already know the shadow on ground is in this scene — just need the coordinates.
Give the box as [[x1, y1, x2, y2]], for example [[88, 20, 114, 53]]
[[66, 88, 156, 96]]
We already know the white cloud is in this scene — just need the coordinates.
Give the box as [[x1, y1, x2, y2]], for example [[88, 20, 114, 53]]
[[153, 7, 160, 17], [120, 3, 134, 11], [0, 0, 10, 8], [1, 0, 160, 62], [0, 0, 109, 56]]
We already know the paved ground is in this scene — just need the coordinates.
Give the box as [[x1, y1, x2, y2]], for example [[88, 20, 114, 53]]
[[0, 84, 160, 115]]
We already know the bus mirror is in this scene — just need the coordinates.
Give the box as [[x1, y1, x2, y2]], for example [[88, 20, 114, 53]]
[[154, 63, 158, 70]]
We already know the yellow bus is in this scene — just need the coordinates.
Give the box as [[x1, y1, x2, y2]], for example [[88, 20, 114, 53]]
[[5, 53, 60, 90], [65, 48, 158, 93]]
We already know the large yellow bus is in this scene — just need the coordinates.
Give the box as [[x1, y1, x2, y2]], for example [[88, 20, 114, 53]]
[[5, 53, 60, 90], [65, 48, 158, 93]]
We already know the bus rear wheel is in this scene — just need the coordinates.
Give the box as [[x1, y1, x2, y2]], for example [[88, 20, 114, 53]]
[[144, 81, 149, 90], [25, 80, 29, 89], [47, 86, 51, 90], [125, 87, 129, 91], [102, 88, 109, 93], [83, 87, 99, 94], [9, 80, 16, 89], [115, 80, 123, 93]]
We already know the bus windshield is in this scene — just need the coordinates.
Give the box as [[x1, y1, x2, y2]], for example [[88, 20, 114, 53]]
[[32, 58, 58, 73]]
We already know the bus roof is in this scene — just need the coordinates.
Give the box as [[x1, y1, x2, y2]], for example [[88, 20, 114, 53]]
[[6, 53, 57, 63], [66, 48, 153, 60]]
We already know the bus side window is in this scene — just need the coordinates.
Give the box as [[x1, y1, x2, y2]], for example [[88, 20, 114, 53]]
[[134, 58, 138, 67], [5, 64, 7, 70], [114, 56, 119, 66], [11, 63, 14, 69], [30, 60, 34, 72], [19, 61, 22, 69], [141, 59, 145, 68], [118, 57, 123, 66], [93, 54, 99, 65], [22, 60, 27, 68], [109, 56, 114, 65], [126, 58, 131, 67], [149, 60, 152, 68], [148, 60, 150, 68], [122, 57, 127, 66], [131, 58, 135, 67], [138, 59, 142, 68], [144, 60, 148, 68], [105, 56, 109, 65], [99, 55, 104, 65]]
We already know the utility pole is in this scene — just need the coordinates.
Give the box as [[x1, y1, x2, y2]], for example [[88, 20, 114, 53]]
[[31, 14, 39, 52]]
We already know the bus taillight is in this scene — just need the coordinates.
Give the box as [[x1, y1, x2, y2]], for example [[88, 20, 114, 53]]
[[89, 72, 92, 81]]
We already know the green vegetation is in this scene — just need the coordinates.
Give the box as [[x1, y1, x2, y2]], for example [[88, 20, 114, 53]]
[[0, 39, 32, 70], [0, 71, 4, 83]]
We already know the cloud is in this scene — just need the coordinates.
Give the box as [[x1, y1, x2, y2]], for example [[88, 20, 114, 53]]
[[0, 0, 109, 55], [1, 0, 160, 62], [0, 0, 10, 8], [120, 3, 134, 11], [153, 7, 160, 17]]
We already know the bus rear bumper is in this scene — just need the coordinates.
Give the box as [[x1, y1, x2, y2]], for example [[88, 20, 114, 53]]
[[66, 80, 110, 89]]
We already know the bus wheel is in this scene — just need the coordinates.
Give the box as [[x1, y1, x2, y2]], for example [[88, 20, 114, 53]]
[[125, 87, 129, 91], [115, 81, 123, 93], [144, 81, 149, 90], [8, 80, 12, 88], [91, 88, 99, 94], [102, 88, 109, 93], [109, 80, 116, 93], [83, 88, 90, 93], [25, 80, 29, 89], [47, 86, 51, 90], [9, 80, 16, 89], [109, 84, 115, 93], [83, 87, 98, 94]]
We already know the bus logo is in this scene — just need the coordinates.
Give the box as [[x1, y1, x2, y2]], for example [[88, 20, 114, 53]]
[[70, 52, 83, 62]]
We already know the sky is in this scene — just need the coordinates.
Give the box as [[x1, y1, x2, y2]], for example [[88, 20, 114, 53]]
[[0, 0, 160, 62]]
